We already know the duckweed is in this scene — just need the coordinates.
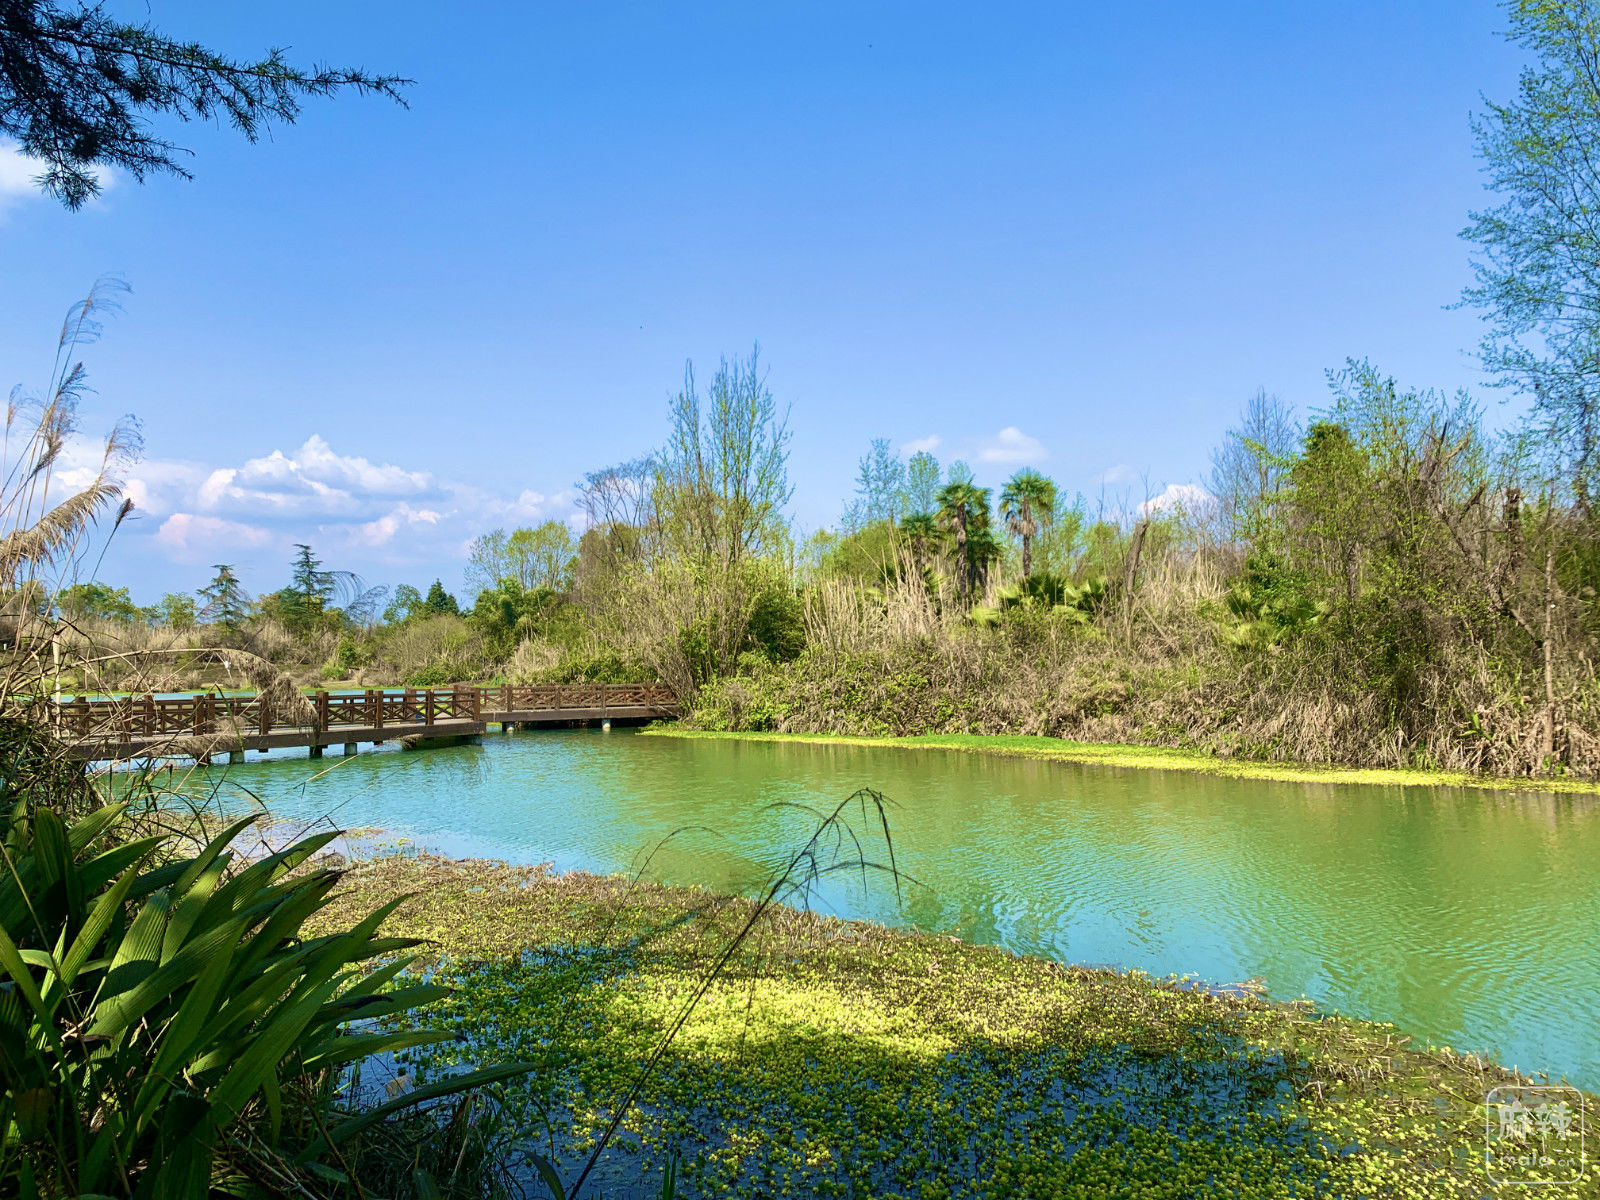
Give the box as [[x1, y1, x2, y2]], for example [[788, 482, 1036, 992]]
[[643, 728, 1600, 795], [312, 854, 1597, 1198]]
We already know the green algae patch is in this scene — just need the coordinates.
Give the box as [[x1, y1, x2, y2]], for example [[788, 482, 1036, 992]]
[[313, 854, 1597, 1199], [641, 727, 1600, 795]]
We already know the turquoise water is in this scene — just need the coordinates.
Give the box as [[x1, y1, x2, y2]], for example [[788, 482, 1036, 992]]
[[186, 727, 1600, 1091]]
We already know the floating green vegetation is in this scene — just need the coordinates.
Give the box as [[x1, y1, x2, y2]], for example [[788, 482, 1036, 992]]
[[311, 854, 1596, 1199], [642, 728, 1600, 796]]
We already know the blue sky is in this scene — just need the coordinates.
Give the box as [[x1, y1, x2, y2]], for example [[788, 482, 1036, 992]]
[[0, 1, 1525, 603]]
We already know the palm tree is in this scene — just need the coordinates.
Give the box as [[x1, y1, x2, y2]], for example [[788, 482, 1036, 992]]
[[899, 512, 939, 574], [1000, 469, 1057, 578], [935, 481, 991, 606]]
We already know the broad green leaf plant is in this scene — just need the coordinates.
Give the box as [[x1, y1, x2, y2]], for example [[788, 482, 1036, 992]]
[[0, 801, 531, 1198]]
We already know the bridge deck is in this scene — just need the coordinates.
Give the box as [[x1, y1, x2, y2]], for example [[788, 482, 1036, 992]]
[[49, 683, 679, 762]]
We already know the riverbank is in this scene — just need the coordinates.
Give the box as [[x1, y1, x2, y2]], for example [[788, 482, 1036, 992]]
[[312, 850, 1595, 1198], [643, 727, 1600, 795]]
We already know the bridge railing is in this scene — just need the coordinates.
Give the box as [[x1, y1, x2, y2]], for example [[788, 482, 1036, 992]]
[[46, 682, 672, 742], [479, 682, 677, 713], [50, 687, 492, 741]]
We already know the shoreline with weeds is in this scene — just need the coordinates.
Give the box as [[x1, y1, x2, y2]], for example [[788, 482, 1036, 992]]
[[641, 727, 1600, 796], [311, 849, 1596, 1199]]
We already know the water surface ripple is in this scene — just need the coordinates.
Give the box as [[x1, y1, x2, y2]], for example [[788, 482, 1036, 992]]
[[200, 729, 1600, 1090]]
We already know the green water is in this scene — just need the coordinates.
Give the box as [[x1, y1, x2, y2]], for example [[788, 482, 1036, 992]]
[[191, 727, 1600, 1090]]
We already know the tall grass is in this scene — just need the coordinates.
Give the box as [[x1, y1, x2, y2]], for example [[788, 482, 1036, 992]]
[[693, 538, 1600, 777]]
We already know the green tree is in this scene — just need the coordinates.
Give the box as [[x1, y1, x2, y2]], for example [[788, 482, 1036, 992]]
[[936, 479, 992, 606], [468, 578, 556, 657], [507, 522, 576, 590], [813, 520, 900, 584], [151, 592, 196, 629], [196, 563, 248, 634], [424, 579, 460, 617], [896, 512, 940, 582], [54, 581, 140, 623], [1461, 0, 1600, 488], [288, 543, 334, 632], [383, 583, 425, 624], [1032, 493, 1087, 577], [999, 469, 1058, 578], [900, 512, 940, 574], [463, 529, 511, 594], [0, 0, 408, 208]]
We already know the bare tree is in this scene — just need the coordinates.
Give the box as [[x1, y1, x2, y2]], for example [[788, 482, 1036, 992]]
[[1209, 389, 1300, 545], [578, 455, 657, 532], [654, 346, 792, 572]]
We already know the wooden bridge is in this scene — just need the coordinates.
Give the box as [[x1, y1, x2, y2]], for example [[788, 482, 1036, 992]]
[[49, 683, 680, 763]]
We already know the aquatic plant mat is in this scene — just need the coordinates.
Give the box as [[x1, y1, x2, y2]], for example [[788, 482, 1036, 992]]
[[643, 728, 1600, 795], [310, 854, 1596, 1199]]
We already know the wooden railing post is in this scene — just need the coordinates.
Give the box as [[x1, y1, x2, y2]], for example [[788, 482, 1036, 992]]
[[259, 693, 271, 736], [316, 690, 329, 734], [192, 693, 206, 737], [368, 688, 383, 731], [424, 689, 435, 726]]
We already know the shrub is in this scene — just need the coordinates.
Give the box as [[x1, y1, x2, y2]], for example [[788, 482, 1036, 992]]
[[0, 803, 529, 1197]]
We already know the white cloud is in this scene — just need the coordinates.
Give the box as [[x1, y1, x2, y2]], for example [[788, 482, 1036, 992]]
[[1096, 464, 1136, 485], [350, 503, 444, 548], [156, 513, 274, 561], [0, 142, 43, 213], [975, 426, 1047, 466], [901, 435, 941, 456], [1139, 483, 1215, 516], [124, 459, 211, 518], [106, 432, 594, 585], [195, 435, 441, 520], [0, 139, 114, 217]]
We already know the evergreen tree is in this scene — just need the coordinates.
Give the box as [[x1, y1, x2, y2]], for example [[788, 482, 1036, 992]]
[[289, 544, 335, 631], [424, 579, 460, 617], [196, 564, 248, 634], [0, 0, 408, 208]]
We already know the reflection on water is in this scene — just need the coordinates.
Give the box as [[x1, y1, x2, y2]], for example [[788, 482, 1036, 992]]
[[185, 727, 1600, 1090]]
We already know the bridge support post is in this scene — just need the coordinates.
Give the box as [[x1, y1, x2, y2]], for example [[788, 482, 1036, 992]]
[[309, 745, 324, 759], [344, 742, 358, 756]]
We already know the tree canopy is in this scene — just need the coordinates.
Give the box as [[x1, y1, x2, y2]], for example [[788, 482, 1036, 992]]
[[1461, 0, 1600, 489], [655, 347, 792, 571]]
